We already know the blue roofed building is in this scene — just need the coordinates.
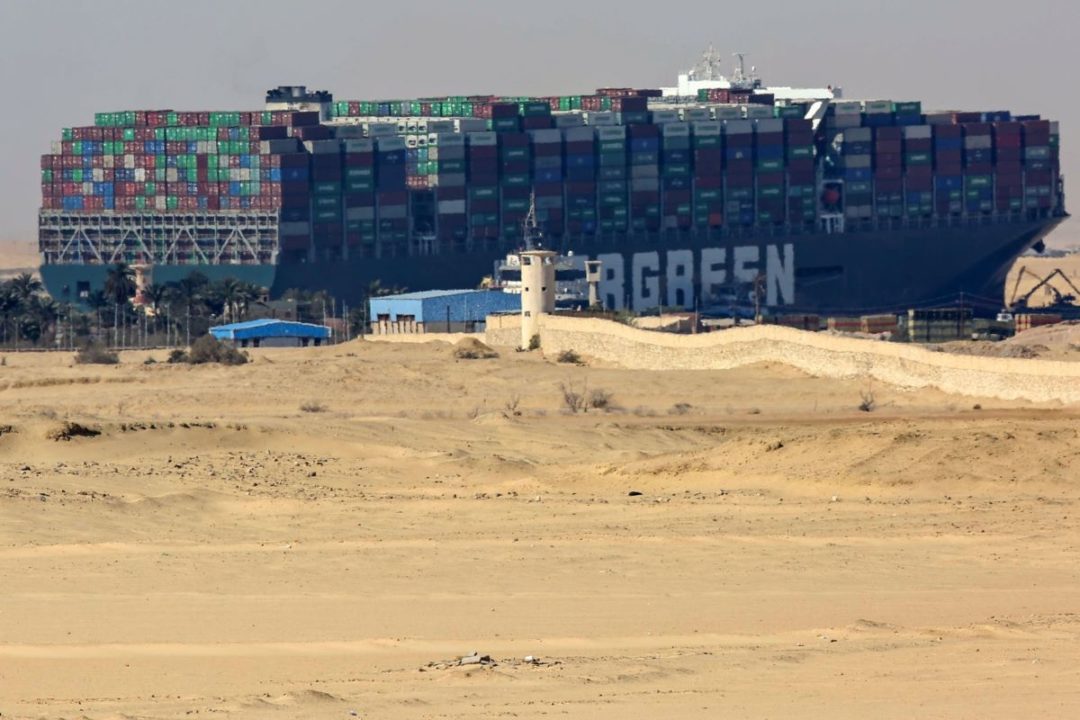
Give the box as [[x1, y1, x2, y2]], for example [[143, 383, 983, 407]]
[[209, 319, 332, 348], [369, 289, 520, 334]]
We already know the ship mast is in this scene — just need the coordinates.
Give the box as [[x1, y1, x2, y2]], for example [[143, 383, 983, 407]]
[[523, 191, 542, 250]]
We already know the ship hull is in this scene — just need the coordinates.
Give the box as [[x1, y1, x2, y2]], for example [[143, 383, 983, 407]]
[[41, 216, 1064, 316]]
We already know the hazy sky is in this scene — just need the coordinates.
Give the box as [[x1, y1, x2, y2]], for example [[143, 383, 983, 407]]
[[2, 0, 1078, 247]]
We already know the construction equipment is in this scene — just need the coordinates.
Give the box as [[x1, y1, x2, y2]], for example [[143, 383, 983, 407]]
[[1006, 266, 1080, 311]]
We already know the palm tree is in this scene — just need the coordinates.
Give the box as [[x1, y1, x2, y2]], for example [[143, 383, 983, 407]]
[[140, 283, 169, 336], [166, 274, 208, 347], [0, 287, 19, 345], [104, 264, 137, 347], [8, 273, 43, 303], [85, 289, 110, 341]]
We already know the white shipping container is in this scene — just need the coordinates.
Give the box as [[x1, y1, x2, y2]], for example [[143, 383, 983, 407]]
[[554, 113, 585, 128], [863, 100, 893, 115], [439, 173, 465, 187], [154, 197, 166, 211], [344, 139, 375, 153], [457, 119, 487, 133], [845, 127, 873, 142], [834, 101, 863, 115], [563, 126, 594, 143], [924, 113, 954, 126], [428, 120, 456, 134], [724, 120, 753, 135], [682, 107, 711, 122], [585, 111, 615, 126], [692, 121, 722, 136], [82, 182, 93, 195], [743, 105, 773, 119], [279, 221, 311, 234], [902, 125, 932, 139], [597, 126, 627, 141], [833, 114, 863, 129], [305, 139, 340, 154], [124, 155, 136, 170], [755, 118, 783, 133], [529, 129, 562, 144], [380, 205, 407, 219], [661, 122, 690, 137], [437, 133, 465, 148], [651, 110, 680, 124], [134, 168, 145, 182], [712, 106, 743, 120], [103, 155, 115, 169], [366, 123, 398, 138], [467, 132, 498, 147], [166, 169, 179, 182], [375, 136, 405, 152], [631, 165, 659, 178], [631, 178, 660, 192], [964, 136, 992, 149], [437, 200, 466, 214], [843, 155, 872, 169]]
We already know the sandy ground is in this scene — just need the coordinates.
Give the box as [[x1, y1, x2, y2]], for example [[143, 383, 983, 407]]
[[1, 340, 1080, 719], [0, 241, 39, 281]]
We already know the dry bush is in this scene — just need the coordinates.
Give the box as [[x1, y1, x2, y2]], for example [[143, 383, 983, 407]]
[[527, 334, 541, 351], [588, 388, 614, 411], [300, 401, 327, 413], [504, 395, 522, 416], [632, 406, 658, 417], [453, 338, 498, 360], [669, 403, 693, 416], [858, 390, 876, 413], [557, 349, 583, 365], [74, 342, 119, 365], [559, 381, 588, 414], [188, 336, 248, 366]]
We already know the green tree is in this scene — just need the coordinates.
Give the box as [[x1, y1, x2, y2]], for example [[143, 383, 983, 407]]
[[104, 264, 137, 345]]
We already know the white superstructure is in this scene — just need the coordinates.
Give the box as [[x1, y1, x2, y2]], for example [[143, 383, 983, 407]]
[[661, 46, 840, 103]]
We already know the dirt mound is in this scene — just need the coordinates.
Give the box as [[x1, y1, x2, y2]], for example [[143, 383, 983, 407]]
[[46, 422, 101, 442], [453, 337, 499, 360]]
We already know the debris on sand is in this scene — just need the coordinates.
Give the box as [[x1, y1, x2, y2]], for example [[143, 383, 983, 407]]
[[453, 338, 499, 360], [421, 651, 497, 671], [46, 422, 101, 442]]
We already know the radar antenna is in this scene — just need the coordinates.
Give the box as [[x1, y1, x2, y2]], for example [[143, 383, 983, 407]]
[[689, 44, 725, 82], [730, 52, 760, 90]]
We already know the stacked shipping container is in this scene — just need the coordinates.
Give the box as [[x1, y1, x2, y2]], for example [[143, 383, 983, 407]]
[[42, 97, 1064, 262]]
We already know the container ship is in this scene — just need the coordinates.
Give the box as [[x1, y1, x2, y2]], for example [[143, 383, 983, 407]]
[[37, 51, 1067, 314]]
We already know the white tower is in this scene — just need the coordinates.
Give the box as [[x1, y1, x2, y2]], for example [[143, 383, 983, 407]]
[[585, 259, 603, 309], [520, 249, 557, 348]]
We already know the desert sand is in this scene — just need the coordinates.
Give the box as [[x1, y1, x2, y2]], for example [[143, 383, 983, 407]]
[[2, 339, 1080, 719]]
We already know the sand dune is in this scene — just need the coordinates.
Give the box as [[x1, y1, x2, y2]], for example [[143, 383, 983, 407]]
[[2, 341, 1080, 718]]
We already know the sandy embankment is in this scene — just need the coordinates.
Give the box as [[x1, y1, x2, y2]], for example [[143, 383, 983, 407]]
[[1, 340, 1080, 718]]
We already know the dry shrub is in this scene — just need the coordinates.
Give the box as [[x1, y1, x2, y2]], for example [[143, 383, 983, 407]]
[[669, 403, 693, 416], [453, 338, 498, 360], [588, 388, 614, 410], [559, 381, 588, 414], [188, 336, 248, 366], [858, 390, 876, 413], [557, 349, 583, 365], [74, 342, 119, 365], [300, 401, 327, 413]]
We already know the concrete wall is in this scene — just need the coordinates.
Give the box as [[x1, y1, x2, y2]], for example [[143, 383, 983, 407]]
[[484, 314, 1080, 404]]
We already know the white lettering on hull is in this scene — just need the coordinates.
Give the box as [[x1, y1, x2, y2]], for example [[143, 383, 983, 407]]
[[632, 252, 660, 311], [597, 253, 626, 310], [666, 249, 694, 309], [595, 245, 795, 313]]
